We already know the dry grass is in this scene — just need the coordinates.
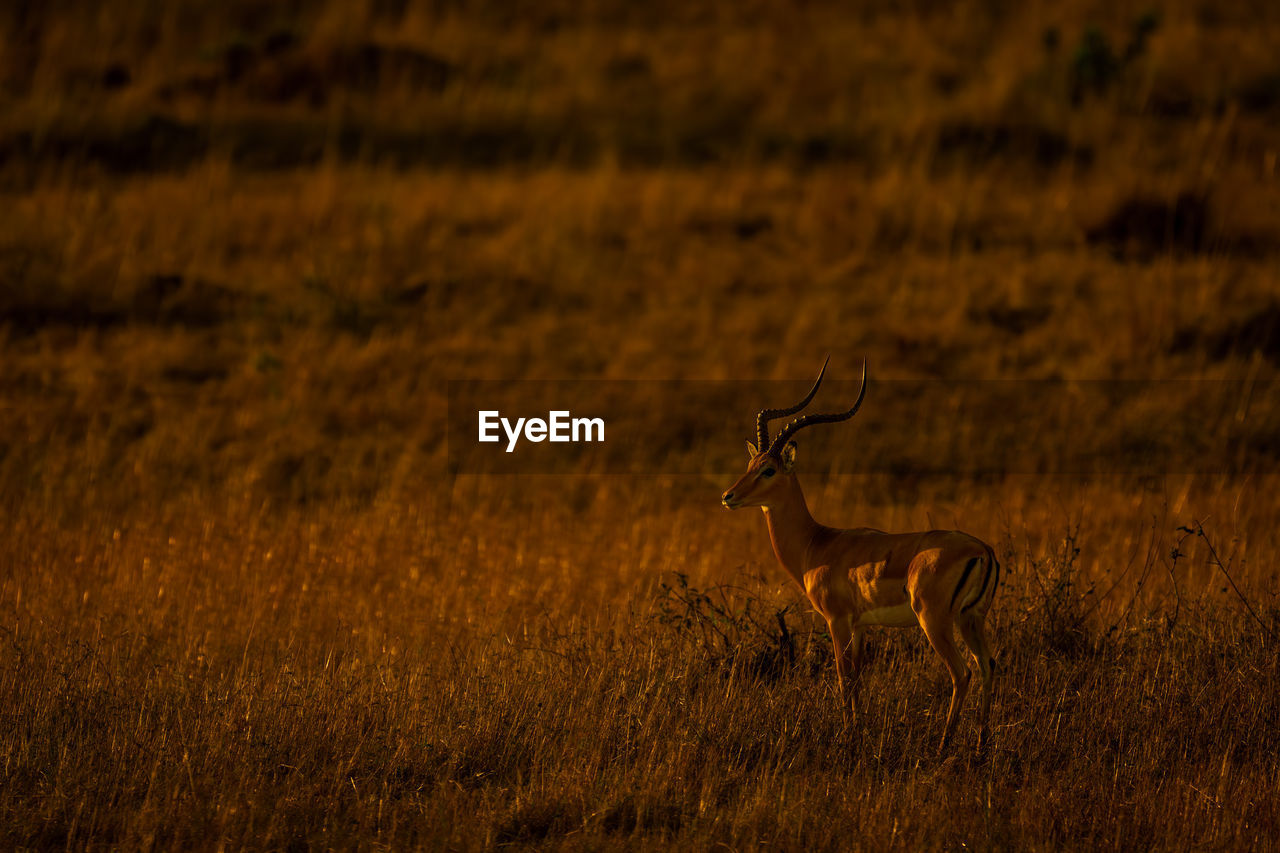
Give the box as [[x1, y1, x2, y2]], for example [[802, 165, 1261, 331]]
[[4, 485, 1279, 849], [2, 0, 1280, 850]]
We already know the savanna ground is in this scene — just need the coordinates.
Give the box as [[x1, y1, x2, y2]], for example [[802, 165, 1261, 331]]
[[3, 1, 1280, 849]]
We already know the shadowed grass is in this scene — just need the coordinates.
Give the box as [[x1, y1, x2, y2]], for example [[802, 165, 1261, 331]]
[[2, 489, 1278, 849]]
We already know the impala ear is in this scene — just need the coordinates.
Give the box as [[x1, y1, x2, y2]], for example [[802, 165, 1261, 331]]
[[746, 440, 759, 458], [780, 441, 797, 472]]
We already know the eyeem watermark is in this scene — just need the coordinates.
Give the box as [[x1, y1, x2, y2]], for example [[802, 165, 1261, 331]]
[[478, 410, 606, 452], [450, 379, 1280, 474]]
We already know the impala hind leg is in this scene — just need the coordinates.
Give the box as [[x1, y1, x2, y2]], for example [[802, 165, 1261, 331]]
[[916, 612, 971, 754], [958, 612, 996, 750]]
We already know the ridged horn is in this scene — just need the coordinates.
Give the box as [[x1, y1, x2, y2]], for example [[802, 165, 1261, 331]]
[[755, 356, 830, 451], [767, 360, 867, 455]]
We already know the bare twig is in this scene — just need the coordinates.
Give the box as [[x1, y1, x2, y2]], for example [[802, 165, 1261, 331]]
[[1182, 520, 1276, 642]]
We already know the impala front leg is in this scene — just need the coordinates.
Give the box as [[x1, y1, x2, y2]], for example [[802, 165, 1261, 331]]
[[829, 617, 861, 722], [847, 625, 866, 715]]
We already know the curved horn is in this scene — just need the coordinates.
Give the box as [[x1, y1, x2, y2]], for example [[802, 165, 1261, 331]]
[[767, 360, 867, 455], [755, 356, 829, 450]]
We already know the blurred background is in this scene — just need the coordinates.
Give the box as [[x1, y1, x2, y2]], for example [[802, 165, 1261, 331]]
[[2, 0, 1278, 511]]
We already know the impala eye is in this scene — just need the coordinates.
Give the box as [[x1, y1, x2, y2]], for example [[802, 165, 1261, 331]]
[[761, 468, 776, 478]]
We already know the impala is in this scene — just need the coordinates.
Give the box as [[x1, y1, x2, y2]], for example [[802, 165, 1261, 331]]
[[721, 359, 999, 752]]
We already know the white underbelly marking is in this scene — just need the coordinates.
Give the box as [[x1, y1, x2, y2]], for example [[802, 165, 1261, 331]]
[[856, 603, 918, 628]]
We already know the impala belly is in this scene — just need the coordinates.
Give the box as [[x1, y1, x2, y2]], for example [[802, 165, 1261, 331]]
[[852, 564, 917, 628], [855, 602, 917, 627]]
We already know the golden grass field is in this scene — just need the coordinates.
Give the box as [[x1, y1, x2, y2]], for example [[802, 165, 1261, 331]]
[[2, 0, 1279, 849]]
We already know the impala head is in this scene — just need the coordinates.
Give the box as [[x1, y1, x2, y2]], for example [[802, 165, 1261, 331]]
[[720, 357, 867, 510]]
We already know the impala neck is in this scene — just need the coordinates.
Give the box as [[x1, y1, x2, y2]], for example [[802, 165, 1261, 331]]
[[762, 474, 821, 586]]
